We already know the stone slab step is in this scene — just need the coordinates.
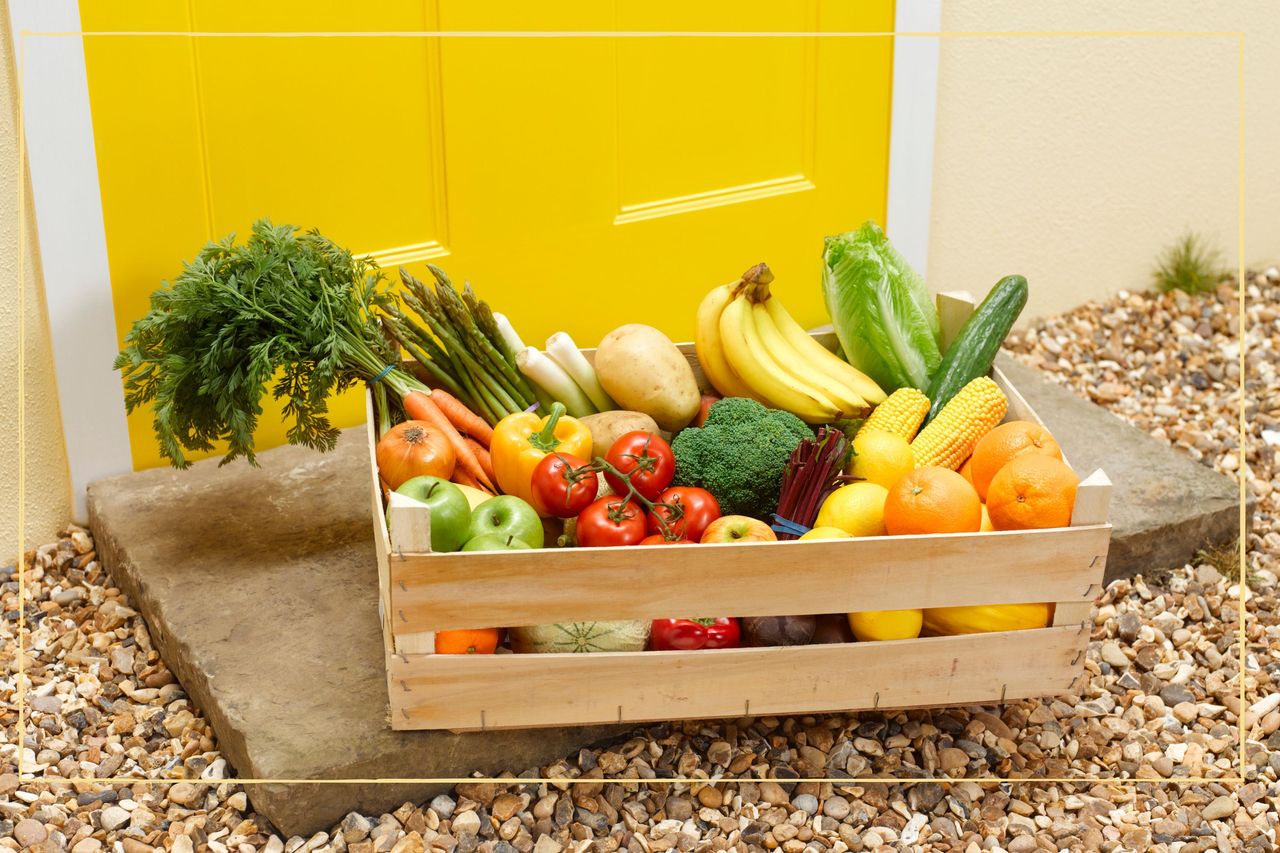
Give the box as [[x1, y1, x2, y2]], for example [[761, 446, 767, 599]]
[[87, 430, 627, 838], [996, 352, 1246, 582]]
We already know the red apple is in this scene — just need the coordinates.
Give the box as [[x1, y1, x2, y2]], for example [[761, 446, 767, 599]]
[[700, 515, 776, 544], [693, 394, 721, 428]]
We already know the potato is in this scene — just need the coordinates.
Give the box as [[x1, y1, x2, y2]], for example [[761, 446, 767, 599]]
[[580, 410, 661, 455], [594, 324, 701, 431]]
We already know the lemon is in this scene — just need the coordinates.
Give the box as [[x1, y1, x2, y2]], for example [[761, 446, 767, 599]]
[[980, 503, 994, 532], [849, 430, 915, 489], [798, 526, 852, 541], [814, 482, 888, 537], [848, 609, 924, 642]]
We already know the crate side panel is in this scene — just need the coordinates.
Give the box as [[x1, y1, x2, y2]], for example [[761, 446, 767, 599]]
[[388, 626, 1084, 730], [367, 390, 395, 658]]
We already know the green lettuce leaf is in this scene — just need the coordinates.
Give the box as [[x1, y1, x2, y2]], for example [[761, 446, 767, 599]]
[[821, 222, 942, 392]]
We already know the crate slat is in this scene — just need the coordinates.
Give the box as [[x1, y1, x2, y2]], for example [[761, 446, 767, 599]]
[[390, 523, 1108, 633], [388, 625, 1085, 731]]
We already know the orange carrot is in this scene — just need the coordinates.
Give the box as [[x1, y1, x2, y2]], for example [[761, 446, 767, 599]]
[[403, 390, 495, 490], [430, 389, 493, 447], [464, 437, 496, 485], [452, 468, 495, 495]]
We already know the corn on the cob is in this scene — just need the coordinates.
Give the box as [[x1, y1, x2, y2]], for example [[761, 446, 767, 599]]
[[911, 377, 1008, 469], [857, 388, 930, 441]]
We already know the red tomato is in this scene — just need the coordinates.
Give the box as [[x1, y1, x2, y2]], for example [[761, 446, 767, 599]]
[[648, 487, 722, 542], [639, 534, 695, 545], [531, 453, 596, 518], [604, 432, 675, 500], [576, 498, 647, 547]]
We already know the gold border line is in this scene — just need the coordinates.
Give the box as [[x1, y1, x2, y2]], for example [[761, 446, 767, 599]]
[[1235, 32, 1249, 781], [16, 29, 27, 784], [13, 28, 1250, 790], [18, 29, 1245, 39], [18, 775, 1247, 787]]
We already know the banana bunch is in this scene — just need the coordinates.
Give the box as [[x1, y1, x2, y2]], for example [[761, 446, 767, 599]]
[[696, 263, 886, 423]]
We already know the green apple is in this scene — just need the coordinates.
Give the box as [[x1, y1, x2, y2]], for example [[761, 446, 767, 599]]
[[394, 476, 471, 553], [461, 534, 533, 552], [468, 495, 544, 549]]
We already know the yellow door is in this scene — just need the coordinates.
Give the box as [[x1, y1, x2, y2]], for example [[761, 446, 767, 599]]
[[80, 1, 895, 470]]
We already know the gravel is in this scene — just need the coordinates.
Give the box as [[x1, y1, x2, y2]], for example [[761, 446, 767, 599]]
[[4, 271, 1280, 852], [1005, 267, 1280, 579]]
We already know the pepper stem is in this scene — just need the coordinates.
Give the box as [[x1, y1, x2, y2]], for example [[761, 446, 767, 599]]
[[529, 402, 567, 452]]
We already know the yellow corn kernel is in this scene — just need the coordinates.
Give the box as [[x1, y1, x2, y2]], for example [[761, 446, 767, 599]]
[[857, 388, 930, 442], [911, 377, 1008, 470]]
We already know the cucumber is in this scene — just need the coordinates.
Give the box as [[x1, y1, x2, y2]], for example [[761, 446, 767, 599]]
[[923, 275, 1028, 424]]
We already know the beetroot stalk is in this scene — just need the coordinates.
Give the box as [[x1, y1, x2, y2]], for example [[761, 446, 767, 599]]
[[772, 427, 851, 539]]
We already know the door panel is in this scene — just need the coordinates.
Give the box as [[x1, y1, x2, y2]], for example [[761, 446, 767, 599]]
[[80, 1, 894, 470]]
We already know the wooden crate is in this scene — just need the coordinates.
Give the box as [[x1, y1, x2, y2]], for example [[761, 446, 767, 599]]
[[368, 292, 1112, 731]]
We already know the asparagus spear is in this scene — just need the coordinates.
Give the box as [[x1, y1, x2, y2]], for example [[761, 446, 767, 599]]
[[467, 292, 543, 403], [400, 277, 529, 412], [400, 285, 524, 415], [423, 270, 534, 407], [380, 316, 470, 404]]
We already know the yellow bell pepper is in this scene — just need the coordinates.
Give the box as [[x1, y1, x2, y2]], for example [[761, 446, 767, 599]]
[[847, 609, 923, 642], [922, 603, 1053, 636], [491, 402, 593, 516]]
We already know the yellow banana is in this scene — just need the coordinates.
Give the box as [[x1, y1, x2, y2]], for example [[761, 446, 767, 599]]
[[751, 302, 866, 418], [763, 291, 888, 405], [719, 294, 840, 423], [695, 283, 763, 401]]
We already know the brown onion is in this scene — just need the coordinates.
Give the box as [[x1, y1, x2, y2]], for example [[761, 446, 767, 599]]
[[376, 420, 456, 489]]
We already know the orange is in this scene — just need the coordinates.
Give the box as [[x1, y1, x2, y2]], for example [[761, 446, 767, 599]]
[[986, 455, 1079, 530], [969, 421, 1063, 501], [435, 628, 501, 654], [958, 456, 974, 486], [883, 467, 982, 535]]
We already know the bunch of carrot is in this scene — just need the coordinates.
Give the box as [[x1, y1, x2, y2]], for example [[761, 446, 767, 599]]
[[402, 387, 498, 494]]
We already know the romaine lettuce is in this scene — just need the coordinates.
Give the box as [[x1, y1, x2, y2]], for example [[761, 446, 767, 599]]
[[821, 222, 942, 392]]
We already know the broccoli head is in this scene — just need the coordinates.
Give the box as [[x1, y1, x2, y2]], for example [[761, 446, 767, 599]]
[[671, 397, 813, 520]]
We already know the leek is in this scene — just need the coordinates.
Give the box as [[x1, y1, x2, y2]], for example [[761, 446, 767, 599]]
[[545, 332, 616, 412], [516, 347, 596, 418]]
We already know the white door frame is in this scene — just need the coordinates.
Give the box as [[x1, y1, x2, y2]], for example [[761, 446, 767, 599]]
[[9, 2, 939, 521], [9, 0, 129, 521], [886, 0, 941, 279]]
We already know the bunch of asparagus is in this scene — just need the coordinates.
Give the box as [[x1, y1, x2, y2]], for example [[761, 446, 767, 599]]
[[381, 266, 552, 425]]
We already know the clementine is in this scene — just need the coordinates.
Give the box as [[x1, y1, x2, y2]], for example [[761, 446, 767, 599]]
[[435, 628, 501, 654], [969, 420, 1063, 501], [883, 467, 982, 535], [985, 455, 1078, 530]]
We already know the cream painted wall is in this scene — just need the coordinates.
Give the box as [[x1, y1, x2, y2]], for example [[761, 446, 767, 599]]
[[0, 14, 74, 559], [929, 1, 1280, 321]]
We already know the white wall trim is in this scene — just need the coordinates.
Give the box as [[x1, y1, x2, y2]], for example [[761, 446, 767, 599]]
[[9, 0, 134, 521], [885, 0, 941, 279]]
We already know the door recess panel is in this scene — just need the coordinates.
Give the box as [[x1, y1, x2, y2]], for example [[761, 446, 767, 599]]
[[614, 2, 817, 223], [188, 1, 450, 262]]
